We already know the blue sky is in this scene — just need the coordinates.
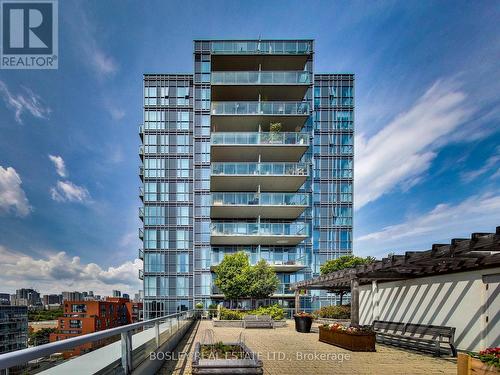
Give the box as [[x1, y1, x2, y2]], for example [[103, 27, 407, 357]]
[[0, 0, 499, 295]]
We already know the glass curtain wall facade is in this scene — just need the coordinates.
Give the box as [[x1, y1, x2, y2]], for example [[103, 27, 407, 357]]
[[140, 40, 354, 318]]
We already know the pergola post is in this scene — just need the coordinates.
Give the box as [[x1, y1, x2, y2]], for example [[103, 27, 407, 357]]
[[372, 280, 379, 321], [350, 277, 360, 326], [295, 289, 300, 315]]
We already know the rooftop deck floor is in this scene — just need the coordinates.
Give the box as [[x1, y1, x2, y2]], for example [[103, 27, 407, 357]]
[[158, 320, 456, 375]]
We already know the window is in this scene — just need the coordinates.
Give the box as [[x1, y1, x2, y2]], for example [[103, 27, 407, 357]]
[[176, 277, 189, 296], [176, 112, 190, 130], [177, 206, 190, 225], [176, 182, 190, 201], [177, 159, 190, 178], [176, 253, 189, 273], [200, 273, 211, 295], [176, 230, 190, 249], [71, 304, 86, 313], [145, 276, 156, 297], [145, 252, 165, 272]]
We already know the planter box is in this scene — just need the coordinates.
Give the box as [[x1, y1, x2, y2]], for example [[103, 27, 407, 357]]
[[192, 342, 263, 375], [294, 316, 313, 333], [319, 326, 376, 352], [315, 318, 351, 326], [212, 319, 287, 328], [457, 353, 499, 375]]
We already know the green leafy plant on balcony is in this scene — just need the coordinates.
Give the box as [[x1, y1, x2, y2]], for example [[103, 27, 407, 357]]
[[269, 122, 282, 143]]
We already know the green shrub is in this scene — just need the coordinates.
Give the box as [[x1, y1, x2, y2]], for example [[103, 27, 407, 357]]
[[195, 302, 204, 309], [246, 304, 284, 320], [219, 307, 243, 320], [313, 305, 350, 319]]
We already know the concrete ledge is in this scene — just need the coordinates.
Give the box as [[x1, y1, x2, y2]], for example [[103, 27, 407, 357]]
[[212, 319, 287, 328]]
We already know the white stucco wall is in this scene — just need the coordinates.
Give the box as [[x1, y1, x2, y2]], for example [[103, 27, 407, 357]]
[[359, 267, 500, 352]]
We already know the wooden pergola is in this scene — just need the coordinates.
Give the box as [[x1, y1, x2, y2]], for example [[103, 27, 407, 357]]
[[291, 227, 500, 325]]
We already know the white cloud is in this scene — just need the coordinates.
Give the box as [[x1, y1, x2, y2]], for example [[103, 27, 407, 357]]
[[0, 246, 141, 295], [461, 146, 500, 182], [355, 192, 500, 257], [355, 79, 473, 209], [48, 155, 68, 178], [0, 166, 31, 217], [67, 6, 117, 77], [0, 80, 51, 124], [50, 180, 91, 203]]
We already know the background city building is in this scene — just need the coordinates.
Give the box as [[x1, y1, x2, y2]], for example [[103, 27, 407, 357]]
[[0, 306, 28, 355], [139, 39, 354, 318], [49, 296, 141, 358]]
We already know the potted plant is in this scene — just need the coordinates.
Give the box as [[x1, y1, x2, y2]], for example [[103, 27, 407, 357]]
[[294, 312, 313, 333], [458, 348, 500, 374], [269, 122, 282, 143], [319, 323, 375, 352]]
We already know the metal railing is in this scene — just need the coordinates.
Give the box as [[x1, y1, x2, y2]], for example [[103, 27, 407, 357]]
[[211, 40, 312, 55], [211, 222, 308, 237], [211, 132, 309, 146], [211, 101, 310, 115], [211, 71, 310, 85], [211, 162, 308, 176], [0, 310, 195, 374], [211, 192, 309, 206]]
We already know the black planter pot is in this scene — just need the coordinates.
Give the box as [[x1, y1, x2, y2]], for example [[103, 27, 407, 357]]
[[294, 316, 313, 333]]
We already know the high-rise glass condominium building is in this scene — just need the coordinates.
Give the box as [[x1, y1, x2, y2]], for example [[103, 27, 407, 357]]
[[139, 40, 354, 318]]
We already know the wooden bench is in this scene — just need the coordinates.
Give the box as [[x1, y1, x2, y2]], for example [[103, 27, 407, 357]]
[[373, 320, 457, 357], [243, 314, 274, 329]]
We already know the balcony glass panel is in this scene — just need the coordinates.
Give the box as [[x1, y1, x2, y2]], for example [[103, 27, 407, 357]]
[[211, 222, 308, 236], [211, 71, 310, 85], [211, 192, 308, 206], [211, 41, 312, 54], [211, 132, 309, 146], [211, 162, 308, 176], [211, 101, 310, 115]]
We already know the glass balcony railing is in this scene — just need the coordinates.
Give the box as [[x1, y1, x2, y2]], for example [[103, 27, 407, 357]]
[[211, 192, 309, 206], [138, 249, 144, 260], [211, 101, 310, 115], [211, 254, 306, 268], [211, 71, 310, 85], [211, 162, 308, 176], [211, 222, 308, 237], [211, 40, 312, 55], [211, 132, 309, 146], [138, 228, 144, 239], [138, 269, 144, 280], [138, 207, 144, 219]]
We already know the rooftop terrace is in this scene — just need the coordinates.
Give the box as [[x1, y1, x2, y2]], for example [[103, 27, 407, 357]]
[[159, 320, 456, 375]]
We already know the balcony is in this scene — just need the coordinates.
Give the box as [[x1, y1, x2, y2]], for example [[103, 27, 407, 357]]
[[211, 101, 310, 132], [139, 124, 144, 140], [139, 187, 144, 201], [139, 166, 144, 181], [211, 40, 312, 71], [138, 249, 144, 260], [211, 256, 306, 273], [211, 192, 309, 219], [139, 207, 144, 221], [210, 222, 308, 246], [139, 145, 144, 160], [138, 269, 144, 280], [211, 71, 310, 101], [139, 228, 144, 240], [211, 162, 308, 192], [211, 132, 309, 162]]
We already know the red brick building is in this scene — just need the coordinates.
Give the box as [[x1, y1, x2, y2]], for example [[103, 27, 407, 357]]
[[49, 298, 143, 358]]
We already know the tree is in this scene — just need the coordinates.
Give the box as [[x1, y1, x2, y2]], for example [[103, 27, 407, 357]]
[[214, 252, 251, 300], [320, 255, 375, 275], [247, 259, 279, 299], [214, 253, 279, 304], [29, 328, 57, 346]]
